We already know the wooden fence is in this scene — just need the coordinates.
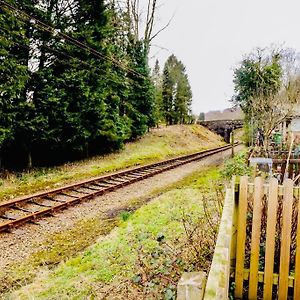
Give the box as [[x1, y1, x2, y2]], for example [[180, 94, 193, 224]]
[[234, 177, 300, 299], [203, 176, 300, 299]]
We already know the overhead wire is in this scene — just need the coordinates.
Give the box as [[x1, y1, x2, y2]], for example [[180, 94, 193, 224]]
[[0, 26, 100, 71], [0, 0, 144, 78], [0, 0, 148, 80], [0, 27, 145, 92], [0, 1, 152, 92], [0, 23, 148, 95]]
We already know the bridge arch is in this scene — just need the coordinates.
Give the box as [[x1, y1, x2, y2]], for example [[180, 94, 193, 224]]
[[199, 119, 243, 143]]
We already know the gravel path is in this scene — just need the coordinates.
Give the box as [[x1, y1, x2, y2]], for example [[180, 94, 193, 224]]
[[0, 145, 243, 271]]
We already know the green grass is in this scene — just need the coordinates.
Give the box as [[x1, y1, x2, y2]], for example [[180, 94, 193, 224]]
[[0, 217, 119, 297], [0, 125, 224, 202], [6, 167, 221, 300]]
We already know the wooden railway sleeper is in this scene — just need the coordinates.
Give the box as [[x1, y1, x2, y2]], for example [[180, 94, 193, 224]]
[[122, 174, 141, 178], [0, 214, 17, 220], [86, 184, 107, 190], [69, 189, 91, 195], [96, 180, 116, 185], [89, 182, 111, 188], [100, 180, 121, 185], [12, 205, 34, 213], [28, 200, 53, 208], [145, 167, 163, 171], [129, 172, 146, 176], [110, 178, 128, 182], [119, 176, 140, 181], [82, 185, 102, 191], [128, 170, 149, 174], [44, 195, 59, 201], [58, 192, 80, 199], [132, 170, 150, 174], [47, 198, 67, 203], [104, 179, 126, 184], [110, 177, 130, 183]]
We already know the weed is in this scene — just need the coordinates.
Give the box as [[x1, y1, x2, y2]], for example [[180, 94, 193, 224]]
[[125, 181, 223, 299], [220, 151, 252, 180], [120, 210, 132, 222]]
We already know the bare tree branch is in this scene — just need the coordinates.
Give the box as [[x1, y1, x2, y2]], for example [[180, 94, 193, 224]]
[[149, 12, 174, 42], [116, 0, 173, 53]]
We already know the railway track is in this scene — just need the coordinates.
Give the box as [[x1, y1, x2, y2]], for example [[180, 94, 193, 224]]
[[0, 143, 238, 233]]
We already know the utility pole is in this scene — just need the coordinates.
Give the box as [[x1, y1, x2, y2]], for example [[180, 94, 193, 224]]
[[231, 128, 235, 158]]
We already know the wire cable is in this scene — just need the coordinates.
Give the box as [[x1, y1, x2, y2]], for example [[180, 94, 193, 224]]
[[0, 27, 146, 92], [0, 0, 148, 80]]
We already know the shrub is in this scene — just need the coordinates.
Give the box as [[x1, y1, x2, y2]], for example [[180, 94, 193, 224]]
[[220, 152, 252, 179]]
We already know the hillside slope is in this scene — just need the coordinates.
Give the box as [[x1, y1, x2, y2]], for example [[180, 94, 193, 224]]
[[0, 125, 225, 201]]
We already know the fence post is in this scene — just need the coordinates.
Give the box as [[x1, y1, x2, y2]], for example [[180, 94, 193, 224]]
[[263, 178, 278, 299], [177, 272, 207, 300], [234, 176, 248, 299], [249, 177, 264, 299], [278, 179, 293, 299], [204, 186, 235, 299], [230, 176, 238, 269]]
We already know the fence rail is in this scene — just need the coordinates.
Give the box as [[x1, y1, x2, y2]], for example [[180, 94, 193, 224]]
[[204, 183, 236, 299]]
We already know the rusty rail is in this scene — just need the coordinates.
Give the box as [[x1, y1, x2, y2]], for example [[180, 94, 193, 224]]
[[0, 143, 238, 233]]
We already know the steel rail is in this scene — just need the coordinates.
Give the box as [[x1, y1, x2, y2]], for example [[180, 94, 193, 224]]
[[0, 143, 238, 233]]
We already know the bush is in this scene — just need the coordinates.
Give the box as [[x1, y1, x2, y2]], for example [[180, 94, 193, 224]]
[[220, 152, 252, 179]]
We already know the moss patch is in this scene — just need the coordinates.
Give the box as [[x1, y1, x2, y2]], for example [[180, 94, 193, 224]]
[[0, 217, 118, 296]]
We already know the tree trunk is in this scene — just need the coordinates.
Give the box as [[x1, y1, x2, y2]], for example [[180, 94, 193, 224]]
[[264, 132, 271, 153], [85, 142, 89, 158], [27, 150, 32, 169]]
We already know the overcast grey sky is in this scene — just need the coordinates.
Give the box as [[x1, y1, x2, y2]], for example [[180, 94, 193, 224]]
[[149, 0, 300, 114]]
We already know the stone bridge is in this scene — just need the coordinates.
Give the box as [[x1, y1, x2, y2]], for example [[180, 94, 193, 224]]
[[199, 119, 243, 143]]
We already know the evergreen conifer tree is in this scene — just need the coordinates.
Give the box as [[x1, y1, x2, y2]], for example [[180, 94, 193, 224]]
[[162, 54, 192, 125]]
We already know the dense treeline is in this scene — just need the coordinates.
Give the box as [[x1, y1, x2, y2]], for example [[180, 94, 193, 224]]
[[0, 0, 193, 170], [0, 0, 156, 169]]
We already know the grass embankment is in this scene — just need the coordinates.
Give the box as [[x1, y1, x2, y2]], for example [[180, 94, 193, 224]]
[[0, 125, 224, 202], [5, 167, 222, 300]]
